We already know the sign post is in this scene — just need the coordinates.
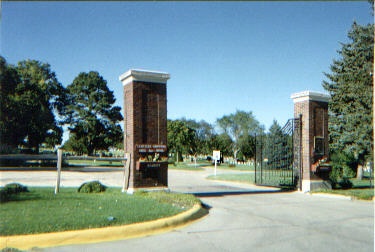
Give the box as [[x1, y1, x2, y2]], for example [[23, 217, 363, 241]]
[[213, 150, 220, 176], [55, 149, 63, 194], [122, 153, 131, 193]]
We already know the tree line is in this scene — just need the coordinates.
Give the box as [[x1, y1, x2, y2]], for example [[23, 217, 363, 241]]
[[0, 57, 123, 155], [167, 111, 265, 163], [0, 54, 279, 162], [167, 115, 290, 165], [0, 55, 267, 159]]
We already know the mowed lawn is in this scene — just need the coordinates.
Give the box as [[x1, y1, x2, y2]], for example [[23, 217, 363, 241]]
[[208, 172, 374, 200], [0, 187, 199, 236]]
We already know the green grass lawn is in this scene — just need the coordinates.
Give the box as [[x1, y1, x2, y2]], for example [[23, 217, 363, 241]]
[[66, 159, 124, 167], [315, 178, 374, 200], [216, 163, 255, 171], [168, 162, 206, 171], [168, 161, 254, 172], [352, 177, 374, 188], [315, 188, 374, 200], [0, 187, 199, 236], [207, 173, 374, 200], [207, 173, 254, 184]]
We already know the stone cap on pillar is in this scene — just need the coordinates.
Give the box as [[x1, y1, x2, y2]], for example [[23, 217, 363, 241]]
[[119, 69, 170, 86], [291, 90, 330, 103]]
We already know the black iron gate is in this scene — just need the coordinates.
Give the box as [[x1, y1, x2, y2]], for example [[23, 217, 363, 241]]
[[255, 117, 302, 190]]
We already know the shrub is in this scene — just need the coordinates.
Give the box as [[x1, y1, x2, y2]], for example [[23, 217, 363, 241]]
[[329, 167, 341, 188], [168, 157, 176, 166], [78, 181, 107, 193], [338, 177, 353, 189], [0, 189, 10, 202], [329, 152, 357, 188], [0, 183, 29, 202], [4, 183, 29, 194]]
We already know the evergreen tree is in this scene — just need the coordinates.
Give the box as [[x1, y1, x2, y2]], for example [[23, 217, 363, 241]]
[[265, 120, 284, 168], [323, 22, 374, 178]]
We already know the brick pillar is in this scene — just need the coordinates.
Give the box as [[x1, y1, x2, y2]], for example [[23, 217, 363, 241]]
[[291, 91, 330, 192], [119, 69, 170, 193]]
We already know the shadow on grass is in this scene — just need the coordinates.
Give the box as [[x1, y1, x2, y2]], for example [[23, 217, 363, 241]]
[[1, 192, 41, 203]]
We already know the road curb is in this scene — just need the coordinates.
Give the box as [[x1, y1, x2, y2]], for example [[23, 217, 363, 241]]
[[0, 203, 208, 250]]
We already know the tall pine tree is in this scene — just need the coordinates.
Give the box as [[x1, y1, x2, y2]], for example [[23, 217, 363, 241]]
[[323, 22, 374, 178]]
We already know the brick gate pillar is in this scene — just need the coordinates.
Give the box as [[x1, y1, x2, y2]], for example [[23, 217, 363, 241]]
[[119, 69, 170, 194], [291, 91, 331, 192]]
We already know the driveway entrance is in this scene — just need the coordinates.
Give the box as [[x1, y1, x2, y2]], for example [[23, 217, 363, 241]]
[[1, 168, 373, 252], [45, 168, 373, 252]]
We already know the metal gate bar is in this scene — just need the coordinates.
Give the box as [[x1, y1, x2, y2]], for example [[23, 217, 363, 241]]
[[254, 117, 301, 189]]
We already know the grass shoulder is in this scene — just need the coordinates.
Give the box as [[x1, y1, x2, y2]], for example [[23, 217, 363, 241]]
[[216, 163, 254, 171], [168, 161, 254, 172], [168, 162, 205, 171], [313, 178, 374, 200], [207, 173, 254, 184], [313, 188, 374, 200], [0, 186, 200, 236], [208, 173, 374, 200]]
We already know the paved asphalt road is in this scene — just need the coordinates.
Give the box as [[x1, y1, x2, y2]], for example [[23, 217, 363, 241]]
[[1, 167, 374, 252]]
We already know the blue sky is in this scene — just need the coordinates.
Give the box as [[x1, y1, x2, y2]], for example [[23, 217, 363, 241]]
[[1, 1, 373, 133]]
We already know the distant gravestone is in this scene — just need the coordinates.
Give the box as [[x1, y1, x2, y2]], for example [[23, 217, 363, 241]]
[[119, 69, 170, 194]]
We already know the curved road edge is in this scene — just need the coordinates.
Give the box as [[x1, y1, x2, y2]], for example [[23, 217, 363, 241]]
[[0, 203, 208, 250]]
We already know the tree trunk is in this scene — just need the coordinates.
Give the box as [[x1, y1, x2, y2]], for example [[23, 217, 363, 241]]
[[356, 164, 363, 180], [87, 146, 94, 157], [176, 151, 179, 163], [35, 145, 40, 154], [233, 148, 239, 162]]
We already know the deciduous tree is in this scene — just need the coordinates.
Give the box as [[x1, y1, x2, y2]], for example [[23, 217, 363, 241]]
[[0, 57, 65, 153], [167, 120, 196, 162], [0, 57, 24, 151], [211, 133, 233, 157], [16, 60, 66, 152], [181, 118, 216, 156], [216, 110, 264, 160], [66, 71, 123, 156]]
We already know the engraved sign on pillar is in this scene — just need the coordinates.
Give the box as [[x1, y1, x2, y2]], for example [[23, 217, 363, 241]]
[[119, 69, 170, 193]]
